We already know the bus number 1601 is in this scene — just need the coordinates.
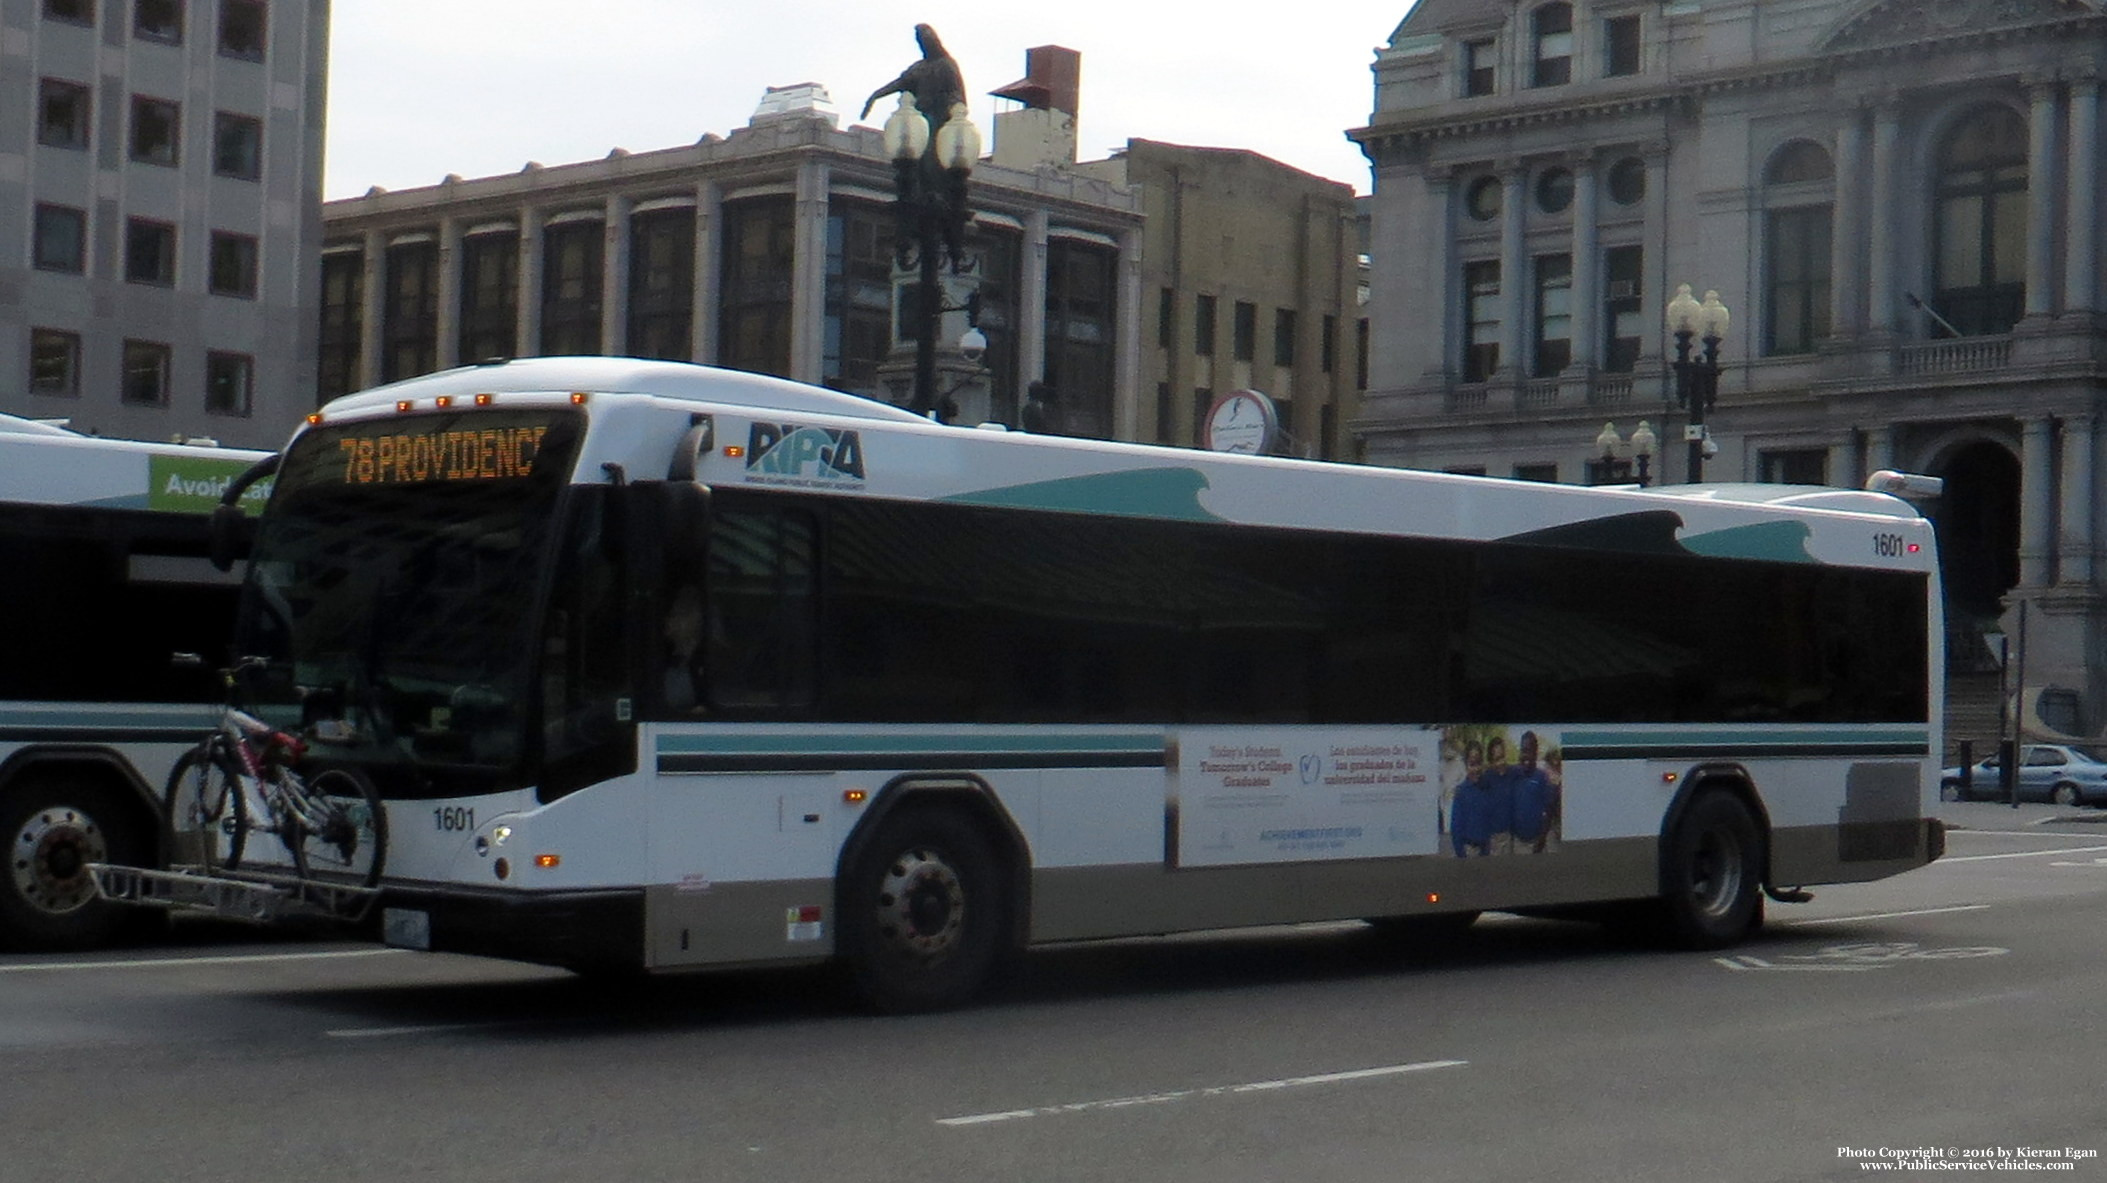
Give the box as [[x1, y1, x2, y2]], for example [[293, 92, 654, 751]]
[[433, 807, 476, 832], [1873, 533, 1909, 558]]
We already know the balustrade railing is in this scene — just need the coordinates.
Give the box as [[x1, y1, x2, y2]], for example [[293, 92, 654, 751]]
[[1897, 336, 2011, 376]]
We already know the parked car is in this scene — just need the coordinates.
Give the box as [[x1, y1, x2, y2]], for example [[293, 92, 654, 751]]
[[1941, 744, 2107, 806]]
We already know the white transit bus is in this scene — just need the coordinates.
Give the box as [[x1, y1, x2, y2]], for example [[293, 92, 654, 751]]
[[195, 357, 1942, 1010], [0, 414, 271, 949]]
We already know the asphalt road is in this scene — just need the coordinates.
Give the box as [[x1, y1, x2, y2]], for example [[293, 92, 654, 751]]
[[3, 803, 2105, 1183]]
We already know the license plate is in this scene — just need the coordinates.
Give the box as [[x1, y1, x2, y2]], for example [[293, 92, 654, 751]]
[[382, 907, 431, 950]]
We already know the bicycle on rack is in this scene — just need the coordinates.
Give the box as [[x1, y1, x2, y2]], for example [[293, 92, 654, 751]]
[[163, 656, 387, 891]]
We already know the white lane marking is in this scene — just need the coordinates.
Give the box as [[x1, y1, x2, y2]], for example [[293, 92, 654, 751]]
[[1779, 905, 1991, 927], [1952, 828, 2107, 840], [1715, 954, 1878, 972], [0, 948, 406, 974], [937, 1059, 1467, 1127], [1937, 843, 2107, 863]]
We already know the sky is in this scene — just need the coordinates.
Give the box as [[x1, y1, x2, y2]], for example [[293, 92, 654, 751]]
[[321, 1, 1405, 201]]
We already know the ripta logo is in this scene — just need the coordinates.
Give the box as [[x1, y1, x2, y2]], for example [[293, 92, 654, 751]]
[[747, 422, 866, 482]]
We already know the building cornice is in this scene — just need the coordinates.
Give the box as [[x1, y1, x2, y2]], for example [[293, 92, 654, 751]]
[[1352, 13, 2107, 166], [321, 120, 1141, 239]]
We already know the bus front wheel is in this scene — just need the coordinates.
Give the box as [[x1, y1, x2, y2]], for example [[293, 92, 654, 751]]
[[1655, 789, 1765, 950], [0, 777, 153, 951], [839, 807, 1007, 1014]]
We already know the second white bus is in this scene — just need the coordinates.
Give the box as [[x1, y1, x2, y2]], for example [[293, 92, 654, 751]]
[[1, 415, 271, 950]]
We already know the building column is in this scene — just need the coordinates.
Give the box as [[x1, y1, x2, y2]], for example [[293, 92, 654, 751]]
[[1497, 164, 1528, 380], [1567, 154, 1600, 371], [434, 218, 462, 370], [1867, 103, 1901, 335], [1019, 209, 1049, 389], [2058, 415, 2095, 586], [601, 195, 632, 358], [359, 230, 385, 387], [1115, 226, 1145, 441], [1830, 110, 1868, 337], [2065, 78, 2099, 315], [1642, 143, 1670, 391], [691, 181, 721, 364], [1829, 439, 1858, 489], [788, 160, 829, 384], [2021, 415, 2056, 587], [1424, 169, 1458, 383], [516, 207, 543, 356], [2025, 80, 2063, 320], [1865, 424, 1896, 479]]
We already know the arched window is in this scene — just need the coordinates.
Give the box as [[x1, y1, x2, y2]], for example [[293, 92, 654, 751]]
[[1762, 141, 1834, 356], [1933, 106, 2028, 337], [1531, 3, 1573, 87], [1764, 140, 1834, 186]]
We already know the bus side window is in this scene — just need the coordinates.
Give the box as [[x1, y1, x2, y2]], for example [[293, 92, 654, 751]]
[[705, 506, 816, 711]]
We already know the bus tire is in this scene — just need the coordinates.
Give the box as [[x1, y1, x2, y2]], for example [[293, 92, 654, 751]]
[[0, 776, 155, 952], [839, 807, 1007, 1014], [1656, 789, 1764, 950]]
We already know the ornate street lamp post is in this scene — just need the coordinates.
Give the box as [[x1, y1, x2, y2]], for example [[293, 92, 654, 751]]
[[868, 26, 982, 421], [1666, 284, 1730, 483], [1595, 420, 1657, 487]]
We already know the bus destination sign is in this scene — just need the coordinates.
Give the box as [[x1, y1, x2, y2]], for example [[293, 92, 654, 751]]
[[334, 423, 551, 486]]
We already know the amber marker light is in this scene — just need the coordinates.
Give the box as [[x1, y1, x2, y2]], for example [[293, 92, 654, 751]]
[[1662, 771, 1680, 785], [843, 788, 868, 805], [395, 400, 413, 413], [723, 444, 745, 458], [474, 392, 494, 407], [534, 854, 561, 869], [434, 395, 453, 408], [569, 391, 589, 405], [305, 413, 324, 425], [1426, 893, 1441, 904]]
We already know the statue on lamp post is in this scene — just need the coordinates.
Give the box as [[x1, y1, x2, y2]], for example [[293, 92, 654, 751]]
[[863, 25, 983, 421], [860, 24, 966, 130]]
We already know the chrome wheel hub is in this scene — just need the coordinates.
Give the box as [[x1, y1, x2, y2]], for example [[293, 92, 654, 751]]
[[11, 806, 107, 914], [873, 848, 965, 960]]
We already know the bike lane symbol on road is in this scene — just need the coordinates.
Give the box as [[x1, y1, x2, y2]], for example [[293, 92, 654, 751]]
[[1714, 942, 2009, 972]]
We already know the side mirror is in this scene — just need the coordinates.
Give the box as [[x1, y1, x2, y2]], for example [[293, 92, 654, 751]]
[[209, 453, 279, 572], [209, 502, 247, 572]]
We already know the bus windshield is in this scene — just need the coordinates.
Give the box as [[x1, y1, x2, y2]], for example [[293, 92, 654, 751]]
[[234, 410, 583, 784]]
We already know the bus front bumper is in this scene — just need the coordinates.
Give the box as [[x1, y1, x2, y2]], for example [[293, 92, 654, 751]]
[[380, 883, 645, 973]]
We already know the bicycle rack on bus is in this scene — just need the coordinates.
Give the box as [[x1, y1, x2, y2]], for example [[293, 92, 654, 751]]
[[87, 863, 380, 927]]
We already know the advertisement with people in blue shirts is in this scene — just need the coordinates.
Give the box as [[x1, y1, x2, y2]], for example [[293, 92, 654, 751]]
[[1438, 725, 1563, 857]]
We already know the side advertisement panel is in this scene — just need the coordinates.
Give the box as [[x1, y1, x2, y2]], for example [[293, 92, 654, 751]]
[[1174, 724, 1567, 867]]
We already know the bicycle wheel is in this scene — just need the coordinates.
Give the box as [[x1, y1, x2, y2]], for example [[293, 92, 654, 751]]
[[162, 745, 248, 875], [287, 769, 386, 888]]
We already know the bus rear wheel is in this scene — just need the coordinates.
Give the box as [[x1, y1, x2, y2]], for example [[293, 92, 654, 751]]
[[0, 778, 152, 952], [840, 807, 1007, 1014], [1655, 789, 1764, 950]]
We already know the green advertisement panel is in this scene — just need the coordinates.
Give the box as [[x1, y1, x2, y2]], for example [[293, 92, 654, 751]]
[[146, 454, 274, 514]]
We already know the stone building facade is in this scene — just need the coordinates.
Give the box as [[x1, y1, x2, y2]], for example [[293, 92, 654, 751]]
[[2, 0, 329, 448], [1353, 0, 2107, 730], [317, 84, 1145, 441], [1077, 140, 1369, 458]]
